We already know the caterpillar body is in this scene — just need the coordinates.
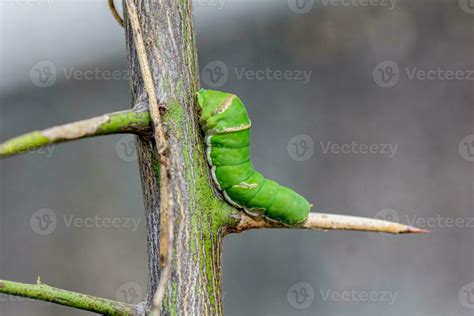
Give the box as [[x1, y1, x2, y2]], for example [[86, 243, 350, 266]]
[[197, 89, 312, 225]]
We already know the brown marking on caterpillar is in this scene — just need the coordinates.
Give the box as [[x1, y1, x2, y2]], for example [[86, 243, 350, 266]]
[[214, 94, 236, 116], [209, 123, 252, 135]]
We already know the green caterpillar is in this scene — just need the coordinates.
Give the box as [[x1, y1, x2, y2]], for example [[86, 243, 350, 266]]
[[197, 89, 312, 225]]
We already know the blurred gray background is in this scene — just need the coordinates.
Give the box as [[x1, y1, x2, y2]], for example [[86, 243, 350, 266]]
[[1, 0, 473, 315]]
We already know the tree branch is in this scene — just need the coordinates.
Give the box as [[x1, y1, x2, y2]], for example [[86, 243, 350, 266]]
[[109, 0, 124, 27], [228, 212, 429, 234], [0, 109, 151, 158], [0, 279, 141, 315]]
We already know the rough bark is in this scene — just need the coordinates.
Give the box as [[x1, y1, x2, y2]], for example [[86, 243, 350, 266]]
[[124, 1, 233, 314]]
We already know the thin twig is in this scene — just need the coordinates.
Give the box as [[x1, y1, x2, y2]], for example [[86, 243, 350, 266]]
[[0, 109, 151, 159], [229, 212, 429, 234], [109, 0, 124, 27], [125, 1, 174, 314], [0, 279, 139, 315]]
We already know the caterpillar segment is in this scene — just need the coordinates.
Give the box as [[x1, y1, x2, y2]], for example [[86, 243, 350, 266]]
[[198, 89, 312, 225]]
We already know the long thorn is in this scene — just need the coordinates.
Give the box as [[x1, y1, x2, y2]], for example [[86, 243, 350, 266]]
[[230, 212, 429, 234]]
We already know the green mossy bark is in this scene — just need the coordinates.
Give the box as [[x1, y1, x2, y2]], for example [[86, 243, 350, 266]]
[[163, 99, 234, 315]]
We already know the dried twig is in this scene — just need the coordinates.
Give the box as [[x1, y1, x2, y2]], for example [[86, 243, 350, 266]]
[[108, 0, 124, 27], [125, 1, 174, 314]]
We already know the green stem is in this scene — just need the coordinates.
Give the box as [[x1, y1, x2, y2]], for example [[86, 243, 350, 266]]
[[0, 279, 139, 315], [0, 109, 151, 158]]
